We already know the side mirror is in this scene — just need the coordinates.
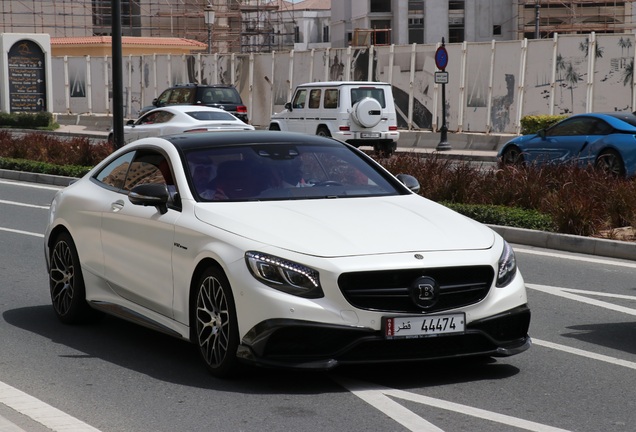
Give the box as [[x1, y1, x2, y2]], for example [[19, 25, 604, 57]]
[[396, 174, 420, 194], [284, 102, 292, 111], [537, 129, 546, 139], [152, 98, 159, 107], [126, 119, 135, 125], [129, 184, 169, 214]]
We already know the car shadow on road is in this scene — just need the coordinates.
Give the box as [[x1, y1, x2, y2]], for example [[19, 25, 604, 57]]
[[561, 322, 636, 355], [4, 305, 521, 393]]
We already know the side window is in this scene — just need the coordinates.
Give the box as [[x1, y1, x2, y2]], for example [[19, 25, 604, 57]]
[[168, 89, 184, 104], [547, 118, 591, 136], [138, 111, 160, 125], [590, 119, 613, 135], [123, 151, 171, 192], [292, 89, 307, 109], [156, 90, 171, 106], [324, 89, 338, 109], [94, 151, 136, 190], [308, 89, 322, 109]]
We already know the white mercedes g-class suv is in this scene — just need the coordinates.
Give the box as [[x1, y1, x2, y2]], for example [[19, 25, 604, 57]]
[[269, 81, 400, 153]]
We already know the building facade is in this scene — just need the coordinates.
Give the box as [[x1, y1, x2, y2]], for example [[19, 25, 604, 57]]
[[1, 1, 635, 53]]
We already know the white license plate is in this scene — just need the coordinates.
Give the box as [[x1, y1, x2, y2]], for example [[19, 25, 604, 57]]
[[384, 313, 465, 339], [360, 132, 381, 138]]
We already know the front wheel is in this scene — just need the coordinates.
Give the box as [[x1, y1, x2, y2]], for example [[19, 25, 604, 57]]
[[194, 266, 240, 378], [268, 123, 280, 131], [595, 150, 625, 177], [49, 232, 94, 324], [500, 146, 524, 166]]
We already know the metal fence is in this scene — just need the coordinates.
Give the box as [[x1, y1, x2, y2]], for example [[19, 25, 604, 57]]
[[51, 32, 636, 134]]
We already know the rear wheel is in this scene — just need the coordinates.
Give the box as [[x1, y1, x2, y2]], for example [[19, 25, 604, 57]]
[[595, 150, 625, 177], [268, 123, 280, 131], [316, 126, 331, 137], [49, 232, 94, 324], [500, 146, 524, 166], [194, 266, 240, 378]]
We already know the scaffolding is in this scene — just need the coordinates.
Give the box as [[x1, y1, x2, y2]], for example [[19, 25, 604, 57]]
[[517, 0, 636, 39], [0, 0, 294, 53]]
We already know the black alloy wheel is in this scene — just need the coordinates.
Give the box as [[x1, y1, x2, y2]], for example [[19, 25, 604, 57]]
[[316, 126, 331, 137], [595, 149, 625, 177], [194, 266, 240, 378], [49, 232, 93, 323], [501, 146, 524, 165]]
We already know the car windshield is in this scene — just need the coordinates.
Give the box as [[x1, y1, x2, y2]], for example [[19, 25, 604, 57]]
[[184, 143, 400, 201], [187, 111, 237, 121]]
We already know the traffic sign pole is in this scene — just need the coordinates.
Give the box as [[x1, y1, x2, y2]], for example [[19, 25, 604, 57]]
[[435, 38, 451, 151]]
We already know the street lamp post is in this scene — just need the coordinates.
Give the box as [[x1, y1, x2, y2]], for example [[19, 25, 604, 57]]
[[534, 1, 541, 39], [204, 6, 216, 54]]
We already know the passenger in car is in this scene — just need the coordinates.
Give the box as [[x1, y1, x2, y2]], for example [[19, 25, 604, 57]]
[[205, 160, 258, 200]]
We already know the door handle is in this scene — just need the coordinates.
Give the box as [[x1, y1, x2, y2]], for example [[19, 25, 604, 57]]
[[111, 200, 125, 212]]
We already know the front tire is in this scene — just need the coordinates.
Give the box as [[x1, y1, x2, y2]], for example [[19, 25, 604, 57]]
[[49, 232, 94, 324], [194, 266, 240, 378], [500, 145, 524, 166]]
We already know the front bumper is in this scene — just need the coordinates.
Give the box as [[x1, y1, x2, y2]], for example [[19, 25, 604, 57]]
[[236, 305, 531, 370]]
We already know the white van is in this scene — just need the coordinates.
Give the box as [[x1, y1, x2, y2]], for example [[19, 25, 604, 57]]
[[269, 81, 400, 153]]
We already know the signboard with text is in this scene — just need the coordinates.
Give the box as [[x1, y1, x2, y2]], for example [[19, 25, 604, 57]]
[[7, 40, 47, 112]]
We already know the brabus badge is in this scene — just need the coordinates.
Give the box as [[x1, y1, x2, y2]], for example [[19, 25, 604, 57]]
[[408, 276, 439, 309]]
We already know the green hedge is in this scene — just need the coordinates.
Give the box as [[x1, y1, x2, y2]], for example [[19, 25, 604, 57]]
[[0, 157, 91, 178], [520, 114, 568, 135], [444, 202, 556, 232], [0, 112, 55, 129]]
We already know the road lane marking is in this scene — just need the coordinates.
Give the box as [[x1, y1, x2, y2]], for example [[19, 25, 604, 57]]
[[334, 376, 570, 432], [0, 415, 28, 432], [0, 179, 63, 191], [533, 338, 636, 370], [515, 247, 636, 269], [0, 381, 101, 432], [0, 199, 49, 210], [0, 227, 43, 238], [527, 284, 636, 316]]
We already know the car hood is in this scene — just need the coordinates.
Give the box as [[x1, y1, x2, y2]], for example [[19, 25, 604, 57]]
[[194, 195, 495, 257]]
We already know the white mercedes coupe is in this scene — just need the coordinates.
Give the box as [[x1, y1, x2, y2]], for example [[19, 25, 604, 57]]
[[45, 131, 531, 377], [108, 105, 254, 146]]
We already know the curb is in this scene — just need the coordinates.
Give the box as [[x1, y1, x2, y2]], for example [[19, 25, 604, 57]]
[[1, 168, 634, 261]]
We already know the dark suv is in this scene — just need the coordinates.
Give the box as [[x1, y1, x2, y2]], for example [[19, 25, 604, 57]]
[[140, 83, 248, 123]]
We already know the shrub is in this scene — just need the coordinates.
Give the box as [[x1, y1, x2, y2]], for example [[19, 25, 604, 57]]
[[0, 132, 112, 166], [519, 114, 568, 135], [0, 112, 54, 129], [444, 202, 556, 232], [375, 152, 636, 237]]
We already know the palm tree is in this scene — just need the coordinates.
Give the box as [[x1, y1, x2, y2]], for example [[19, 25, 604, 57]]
[[622, 59, 633, 86], [565, 62, 580, 111], [619, 37, 626, 56], [579, 37, 604, 59], [556, 53, 567, 100], [622, 59, 634, 109]]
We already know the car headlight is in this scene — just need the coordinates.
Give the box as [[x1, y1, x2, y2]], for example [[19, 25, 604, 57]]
[[496, 240, 517, 287], [245, 251, 323, 298]]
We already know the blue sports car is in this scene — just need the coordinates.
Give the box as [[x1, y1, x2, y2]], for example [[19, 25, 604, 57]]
[[497, 112, 636, 177]]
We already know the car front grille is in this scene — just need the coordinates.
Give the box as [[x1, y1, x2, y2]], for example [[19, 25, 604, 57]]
[[338, 266, 494, 313]]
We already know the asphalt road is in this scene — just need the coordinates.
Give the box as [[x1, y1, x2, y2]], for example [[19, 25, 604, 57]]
[[1, 178, 635, 432]]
